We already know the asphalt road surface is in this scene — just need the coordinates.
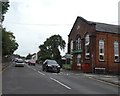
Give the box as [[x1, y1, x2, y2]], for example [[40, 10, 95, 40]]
[[2, 63, 119, 95]]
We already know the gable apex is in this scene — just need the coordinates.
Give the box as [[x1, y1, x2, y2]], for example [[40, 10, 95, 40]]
[[77, 16, 96, 25]]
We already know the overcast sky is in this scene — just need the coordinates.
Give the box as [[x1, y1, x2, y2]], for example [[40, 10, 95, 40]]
[[3, 0, 119, 57]]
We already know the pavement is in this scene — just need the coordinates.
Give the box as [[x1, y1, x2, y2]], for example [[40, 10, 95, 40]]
[[2, 62, 11, 71], [83, 73, 120, 86], [61, 68, 120, 87]]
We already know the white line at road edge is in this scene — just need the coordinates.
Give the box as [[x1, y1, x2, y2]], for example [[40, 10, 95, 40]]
[[25, 64, 45, 76], [2, 63, 13, 72], [50, 77, 71, 90], [38, 71, 45, 76]]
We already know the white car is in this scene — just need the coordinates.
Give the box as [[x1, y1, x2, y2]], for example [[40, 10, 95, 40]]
[[15, 59, 25, 67]]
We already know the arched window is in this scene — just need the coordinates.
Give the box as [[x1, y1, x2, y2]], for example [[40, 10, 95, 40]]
[[99, 40, 104, 61], [78, 38, 81, 50], [85, 34, 90, 59], [76, 37, 81, 50], [114, 41, 119, 62], [70, 40, 73, 53]]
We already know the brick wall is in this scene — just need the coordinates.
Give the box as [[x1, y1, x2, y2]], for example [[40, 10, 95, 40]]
[[95, 32, 120, 73]]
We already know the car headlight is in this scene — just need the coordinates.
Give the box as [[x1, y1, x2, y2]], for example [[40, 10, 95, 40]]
[[57, 65, 60, 67], [47, 65, 52, 67]]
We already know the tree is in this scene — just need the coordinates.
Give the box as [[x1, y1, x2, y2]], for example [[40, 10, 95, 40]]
[[38, 44, 51, 61], [38, 34, 66, 65], [0, 1, 10, 63], [26, 53, 33, 60], [2, 28, 19, 56], [0, 1, 10, 22]]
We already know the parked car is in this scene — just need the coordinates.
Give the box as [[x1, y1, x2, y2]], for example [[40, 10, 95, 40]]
[[25, 60, 29, 64], [42, 59, 60, 73], [15, 59, 25, 67], [28, 60, 36, 66]]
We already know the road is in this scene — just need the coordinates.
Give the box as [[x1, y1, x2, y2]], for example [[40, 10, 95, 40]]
[[2, 63, 119, 95]]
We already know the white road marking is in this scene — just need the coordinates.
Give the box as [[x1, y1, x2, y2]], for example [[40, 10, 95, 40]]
[[33, 69, 36, 71], [38, 71, 45, 76], [50, 77, 71, 90], [89, 77, 120, 87], [26, 64, 45, 76], [26, 64, 30, 68], [30, 67, 36, 71], [52, 73, 58, 75], [37, 65, 42, 68]]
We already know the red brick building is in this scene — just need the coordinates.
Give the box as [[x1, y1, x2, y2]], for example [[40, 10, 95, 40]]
[[68, 16, 120, 74]]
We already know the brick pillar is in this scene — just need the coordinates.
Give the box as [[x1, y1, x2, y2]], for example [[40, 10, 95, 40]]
[[90, 34, 96, 73], [71, 41, 78, 70]]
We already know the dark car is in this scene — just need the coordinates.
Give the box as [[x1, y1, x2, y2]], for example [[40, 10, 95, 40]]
[[42, 60, 60, 73]]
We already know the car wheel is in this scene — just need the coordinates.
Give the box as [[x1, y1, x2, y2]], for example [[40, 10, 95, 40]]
[[42, 67, 44, 71], [57, 70, 60, 73], [45, 68, 48, 72]]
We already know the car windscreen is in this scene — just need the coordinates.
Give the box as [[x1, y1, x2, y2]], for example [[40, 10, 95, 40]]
[[16, 60, 24, 63], [47, 60, 57, 64]]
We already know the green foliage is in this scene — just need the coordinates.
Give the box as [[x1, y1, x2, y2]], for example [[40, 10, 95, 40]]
[[63, 64, 72, 70], [2, 28, 19, 56], [26, 53, 33, 59], [38, 35, 66, 62], [0, 1, 10, 22]]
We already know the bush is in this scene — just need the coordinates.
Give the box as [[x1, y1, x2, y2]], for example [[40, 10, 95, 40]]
[[63, 64, 72, 70]]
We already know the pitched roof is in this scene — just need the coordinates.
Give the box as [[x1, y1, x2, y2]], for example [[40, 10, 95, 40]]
[[78, 16, 119, 34], [68, 16, 120, 36], [95, 22, 119, 34]]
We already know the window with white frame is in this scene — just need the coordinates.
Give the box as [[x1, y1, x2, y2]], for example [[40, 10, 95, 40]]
[[77, 54, 81, 64], [76, 37, 81, 50], [99, 40, 105, 61], [85, 34, 90, 59], [114, 41, 119, 62], [78, 38, 81, 50], [70, 40, 73, 53]]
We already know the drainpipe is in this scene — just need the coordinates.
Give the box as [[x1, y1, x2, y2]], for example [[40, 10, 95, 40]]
[[92, 54, 94, 73], [90, 34, 96, 73]]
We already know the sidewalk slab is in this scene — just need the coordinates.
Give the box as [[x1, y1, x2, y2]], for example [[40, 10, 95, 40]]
[[86, 74, 120, 86], [59, 68, 120, 86]]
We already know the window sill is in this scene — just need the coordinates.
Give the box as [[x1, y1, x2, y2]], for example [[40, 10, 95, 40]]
[[99, 60, 105, 62], [114, 61, 120, 63], [85, 58, 90, 60]]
